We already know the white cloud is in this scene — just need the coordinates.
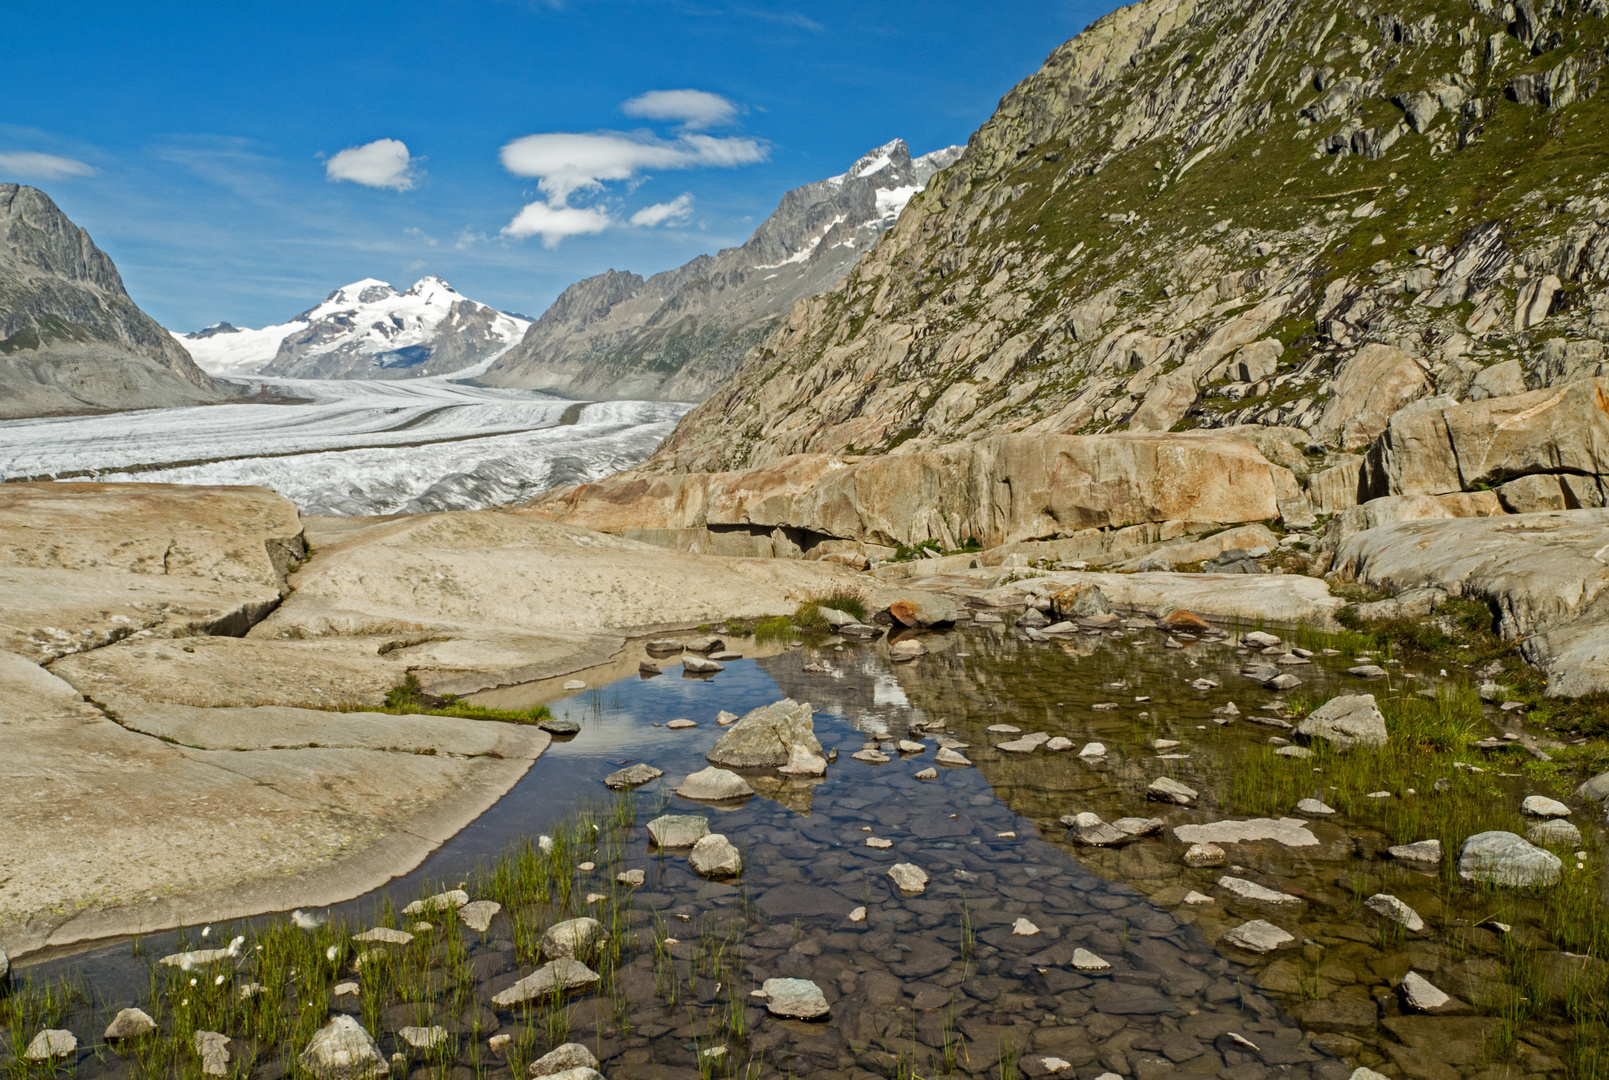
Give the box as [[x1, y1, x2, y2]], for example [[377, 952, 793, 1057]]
[[501, 201, 612, 247], [499, 131, 765, 206], [326, 138, 417, 190], [0, 152, 94, 180], [621, 89, 740, 130], [630, 193, 694, 227]]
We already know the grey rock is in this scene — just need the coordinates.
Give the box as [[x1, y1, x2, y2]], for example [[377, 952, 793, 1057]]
[[760, 977, 830, 1020], [534, 1070, 604, 1080], [1173, 817, 1318, 847], [682, 655, 724, 674], [1218, 876, 1302, 905], [459, 901, 501, 933], [1146, 776, 1198, 805], [1296, 798, 1335, 815], [616, 869, 645, 888], [541, 918, 605, 961], [688, 834, 743, 878], [491, 959, 601, 1006], [1364, 893, 1425, 932], [1297, 694, 1388, 749], [538, 718, 580, 736], [1066, 812, 1132, 847], [298, 1016, 389, 1080], [675, 766, 754, 802], [1071, 948, 1111, 972], [644, 639, 684, 656], [1222, 920, 1294, 954], [1112, 816, 1165, 836], [935, 747, 972, 766], [604, 763, 664, 789], [1526, 819, 1584, 847], [196, 1031, 232, 1076], [638, 660, 661, 676], [1183, 843, 1227, 867], [706, 698, 822, 769], [1347, 664, 1389, 679], [1578, 771, 1609, 802], [778, 743, 828, 776], [354, 926, 413, 945], [25, 1030, 78, 1061], [1458, 831, 1563, 887], [1388, 839, 1443, 868], [647, 814, 709, 848], [529, 1043, 600, 1077], [403, 890, 468, 917], [104, 1009, 156, 1041], [996, 732, 1052, 753], [398, 1027, 448, 1051]]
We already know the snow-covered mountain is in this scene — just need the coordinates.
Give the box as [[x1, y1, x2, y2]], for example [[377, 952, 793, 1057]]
[[476, 139, 963, 402], [178, 276, 531, 380]]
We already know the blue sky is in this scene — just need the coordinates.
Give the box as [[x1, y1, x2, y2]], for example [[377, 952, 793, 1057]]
[[1, 1, 1106, 330]]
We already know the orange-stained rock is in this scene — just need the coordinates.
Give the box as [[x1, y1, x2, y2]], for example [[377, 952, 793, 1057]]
[[1158, 610, 1213, 632]]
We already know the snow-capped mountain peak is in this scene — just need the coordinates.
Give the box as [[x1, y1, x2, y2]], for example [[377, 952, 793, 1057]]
[[178, 276, 531, 381]]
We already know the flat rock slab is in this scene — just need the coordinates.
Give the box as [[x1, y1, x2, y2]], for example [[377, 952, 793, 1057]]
[[491, 958, 600, 1006], [604, 763, 663, 789], [1147, 777, 1198, 805], [674, 767, 754, 802], [888, 863, 929, 894], [404, 890, 468, 917], [1522, 794, 1571, 818], [1389, 839, 1443, 867], [1222, 920, 1295, 954], [1218, 876, 1302, 905], [105, 1008, 157, 1041], [1365, 893, 1425, 932], [1172, 818, 1318, 847]]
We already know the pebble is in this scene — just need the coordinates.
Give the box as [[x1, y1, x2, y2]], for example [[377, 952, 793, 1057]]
[[848, 906, 867, 923], [1078, 742, 1107, 758], [866, 836, 893, 849], [1183, 843, 1226, 868], [1400, 971, 1452, 1012], [1011, 918, 1041, 936], [1182, 890, 1214, 904], [665, 718, 698, 729], [1071, 948, 1110, 971], [1217, 876, 1302, 904], [1222, 919, 1295, 954], [914, 767, 938, 780], [887, 863, 928, 894], [1365, 893, 1425, 932], [759, 978, 830, 1020], [1295, 798, 1335, 815]]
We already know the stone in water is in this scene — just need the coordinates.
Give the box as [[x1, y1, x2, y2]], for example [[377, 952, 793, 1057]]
[[1458, 831, 1562, 887], [675, 767, 753, 801], [1071, 948, 1110, 971], [1218, 876, 1301, 904], [647, 814, 709, 848], [1399, 971, 1452, 1012], [105, 1009, 157, 1041], [541, 917, 604, 961], [1147, 776, 1197, 804], [529, 1043, 599, 1076], [298, 1016, 388, 1080], [887, 863, 928, 893], [1365, 893, 1425, 932], [1522, 795, 1570, 818], [1222, 920, 1294, 954], [1388, 839, 1443, 868], [491, 959, 600, 1006], [689, 834, 743, 878], [604, 763, 663, 789]]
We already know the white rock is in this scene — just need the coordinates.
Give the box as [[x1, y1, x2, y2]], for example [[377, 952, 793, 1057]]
[[104, 1008, 157, 1040], [541, 917, 605, 961], [1078, 742, 1107, 758], [1295, 798, 1335, 815], [897, 740, 927, 754], [852, 748, 892, 764], [935, 747, 972, 766], [665, 718, 698, 729], [914, 767, 938, 780], [1172, 818, 1318, 847], [1182, 891, 1214, 904], [1458, 830, 1562, 887], [398, 1026, 448, 1051], [459, 900, 501, 933], [1222, 920, 1295, 954], [689, 834, 742, 878], [1364, 893, 1425, 932], [1217, 876, 1301, 904], [760, 977, 829, 1019], [647, 814, 709, 848], [1071, 948, 1111, 972], [528, 1043, 599, 1076], [715, 710, 739, 726], [1527, 819, 1584, 847], [887, 863, 928, 894], [848, 906, 867, 923], [1044, 736, 1074, 751], [1296, 694, 1388, 749], [987, 724, 1021, 734], [675, 766, 754, 802], [616, 869, 645, 888], [1011, 918, 1041, 936], [1348, 1069, 1392, 1080], [1275, 745, 1313, 759], [1112, 817, 1164, 836], [354, 926, 414, 945], [996, 733, 1052, 753], [24, 1030, 76, 1060], [298, 1016, 388, 1080], [1183, 843, 1226, 868], [866, 836, 893, 849], [1522, 795, 1571, 818], [1399, 971, 1452, 1012]]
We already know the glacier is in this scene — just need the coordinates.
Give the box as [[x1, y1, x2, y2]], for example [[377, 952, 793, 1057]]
[[0, 376, 688, 517]]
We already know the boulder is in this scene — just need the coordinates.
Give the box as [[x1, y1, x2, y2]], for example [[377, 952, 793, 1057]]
[[529, 1044, 600, 1077], [647, 814, 709, 848], [682, 655, 724, 674], [297, 1016, 389, 1080], [1296, 694, 1388, 749], [1578, 771, 1609, 801], [1158, 609, 1213, 633], [1361, 378, 1609, 498], [1458, 831, 1562, 887], [706, 698, 822, 769], [885, 592, 962, 627], [1498, 473, 1570, 514], [491, 959, 601, 1006], [1526, 819, 1583, 847], [1147, 777, 1198, 805], [1315, 344, 1432, 451], [1521, 795, 1570, 818], [1050, 583, 1110, 620], [25, 1030, 78, 1061], [541, 917, 603, 961], [760, 978, 829, 1020], [689, 834, 743, 878], [675, 767, 754, 802], [604, 763, 664, 789]]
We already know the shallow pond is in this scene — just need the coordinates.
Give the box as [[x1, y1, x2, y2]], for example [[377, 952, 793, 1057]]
[[7, 614, 1604, 1080]]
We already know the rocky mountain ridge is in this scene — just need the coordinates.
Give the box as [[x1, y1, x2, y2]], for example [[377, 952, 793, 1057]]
[[475, 139, 962, 402], [181, 277, 531, 380], [628, 0, 1606, 480], [0, 185, 225, 419]]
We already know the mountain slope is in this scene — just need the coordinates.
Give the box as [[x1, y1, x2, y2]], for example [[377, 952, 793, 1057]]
[[642, 0, 1609, 473], [476, 139, 962, 402], [182, 277, 531, 380], [0, 185, 224, 419]]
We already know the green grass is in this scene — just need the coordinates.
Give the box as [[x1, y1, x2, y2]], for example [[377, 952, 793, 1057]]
[[370, 673, 554, 724]]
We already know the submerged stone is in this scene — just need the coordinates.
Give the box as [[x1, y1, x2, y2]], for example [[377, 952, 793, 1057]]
[[1172, 817, 1318, 847], [1218, 876, 1301, 904], [1147, 777, 1197, 804], [1364, 893, 1425, 932], [1071, 948, 1110, 971], [491, 959, 600, 1006]]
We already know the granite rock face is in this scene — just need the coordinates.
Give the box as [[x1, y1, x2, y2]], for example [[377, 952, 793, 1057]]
[[0, 184, 224, 419]]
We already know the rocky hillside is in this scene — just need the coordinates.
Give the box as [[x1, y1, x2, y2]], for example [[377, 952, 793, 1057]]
[[637, 0, 1606, 477], [0, 185, 224, 419], [190, 277, 530, 380], [476, 140, 962, 402]]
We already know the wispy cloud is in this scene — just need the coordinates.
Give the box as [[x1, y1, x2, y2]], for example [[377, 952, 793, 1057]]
[[326, 138, 418, 190], [0, 151, 95, 180], [499, 130, 765, 206], [621, 89, 740, 130], [630, 192, 694, 227]]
